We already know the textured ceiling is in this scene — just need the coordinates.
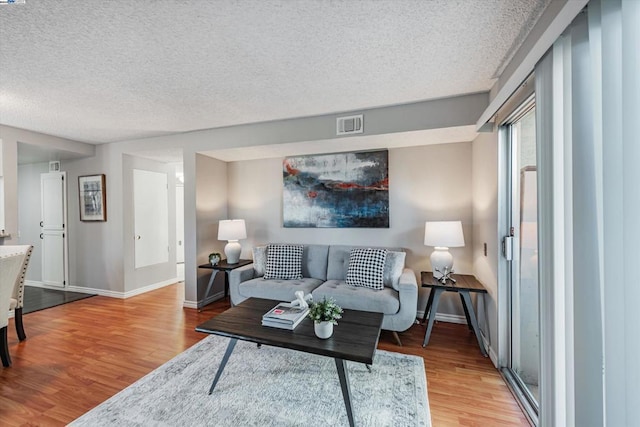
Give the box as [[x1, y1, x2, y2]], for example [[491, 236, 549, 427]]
[[0, 0, 549, 145]]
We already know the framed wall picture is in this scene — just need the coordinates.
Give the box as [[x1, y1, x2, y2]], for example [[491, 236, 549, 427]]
[[282, 150, 389, 228], [78, 174, 107, 222]]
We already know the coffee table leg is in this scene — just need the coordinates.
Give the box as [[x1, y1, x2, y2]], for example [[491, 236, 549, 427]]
[[335, 358, 355, 427], [208, 338, 238, 395]]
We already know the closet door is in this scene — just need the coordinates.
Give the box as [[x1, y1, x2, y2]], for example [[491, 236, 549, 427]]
[[133, 169, 169, 269], [40, 172, 67, 287]]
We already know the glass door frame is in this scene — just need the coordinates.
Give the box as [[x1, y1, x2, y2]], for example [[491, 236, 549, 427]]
[[499, 94, 540, 424]]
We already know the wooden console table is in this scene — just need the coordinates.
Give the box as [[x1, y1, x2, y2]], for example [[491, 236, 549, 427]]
[[421, 271, 488, 356]]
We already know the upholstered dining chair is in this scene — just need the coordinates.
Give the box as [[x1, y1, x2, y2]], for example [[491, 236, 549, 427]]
[[1, 251, 27, 367], [0, 245, 33, 342]]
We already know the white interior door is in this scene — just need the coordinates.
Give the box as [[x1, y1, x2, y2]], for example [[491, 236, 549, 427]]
[[176, 185, 184, 264], [41, 230, 65, 286], [134, 169, 169, 269], [175, 184, 185, 281], [40, 172, 67, 287], [41, 173, 65, 229]]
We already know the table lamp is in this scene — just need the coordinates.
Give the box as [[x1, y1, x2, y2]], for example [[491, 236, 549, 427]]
[[424, 221, 465, 280], [218, 219, 246, 264]]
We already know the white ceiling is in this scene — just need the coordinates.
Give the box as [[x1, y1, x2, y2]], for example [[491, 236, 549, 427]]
[[0, 0, 549, 148]]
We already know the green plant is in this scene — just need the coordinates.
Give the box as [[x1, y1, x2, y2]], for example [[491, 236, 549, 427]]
[[307, 297, 343, 325]]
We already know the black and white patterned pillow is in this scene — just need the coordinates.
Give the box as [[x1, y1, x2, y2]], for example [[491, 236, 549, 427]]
[[346, 248, 387, 290], [264, 244, 304, 280]]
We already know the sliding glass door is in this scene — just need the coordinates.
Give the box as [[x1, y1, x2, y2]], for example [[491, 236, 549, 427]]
[[503, 100, 540, 420]]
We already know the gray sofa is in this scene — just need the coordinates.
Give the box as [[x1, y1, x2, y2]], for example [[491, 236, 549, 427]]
[[228, 244, 418, 345]]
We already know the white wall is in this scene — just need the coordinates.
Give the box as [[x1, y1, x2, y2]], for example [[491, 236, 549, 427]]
[[227, 142, 474, 317], [2, 98, 486, 305], [189, 153, 228, 306], [0, 125, 95, 247], [471, 130, 500, 362], [64, 144, 125, 292]]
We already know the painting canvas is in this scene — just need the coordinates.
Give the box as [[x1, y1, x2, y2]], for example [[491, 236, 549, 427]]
[[283, 150, 389, 228]]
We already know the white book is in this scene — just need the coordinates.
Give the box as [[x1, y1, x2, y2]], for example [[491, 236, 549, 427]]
[[262, 313, 307, 330], [262, 302, 309, 325]]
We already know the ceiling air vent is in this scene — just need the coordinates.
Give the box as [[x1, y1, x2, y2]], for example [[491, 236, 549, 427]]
[[336, 114, 364, 135]]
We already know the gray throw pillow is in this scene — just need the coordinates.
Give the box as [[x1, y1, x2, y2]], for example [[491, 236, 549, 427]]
[[345, 248, 387, 290], [253, 245, 267, 277], [264, 244, 304, 280], [383, 251, 406, 291]]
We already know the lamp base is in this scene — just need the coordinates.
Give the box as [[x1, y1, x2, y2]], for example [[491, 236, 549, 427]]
[[224, 240, 241, 264], [430, 247, 453, 279]]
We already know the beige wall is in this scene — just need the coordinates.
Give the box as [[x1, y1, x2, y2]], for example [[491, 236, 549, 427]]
[[472, 129, 500, 360], [190, 153, 228, 305], [227, 142, 474, 317]]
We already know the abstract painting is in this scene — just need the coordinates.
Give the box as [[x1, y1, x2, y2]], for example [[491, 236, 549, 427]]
[[283, 150, 389, 228]]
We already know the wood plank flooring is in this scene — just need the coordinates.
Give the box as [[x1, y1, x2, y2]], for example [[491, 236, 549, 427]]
[[0, 283, 529, 426]]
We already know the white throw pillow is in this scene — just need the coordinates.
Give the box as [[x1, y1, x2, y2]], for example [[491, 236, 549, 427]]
[[383, 251, 406, 291], [263, 244, 304, 280], [345, 248, 387, 290], [253, 246, 267, 277]]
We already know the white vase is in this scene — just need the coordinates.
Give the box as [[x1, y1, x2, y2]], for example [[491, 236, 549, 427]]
[[314, 321, 333, 339]]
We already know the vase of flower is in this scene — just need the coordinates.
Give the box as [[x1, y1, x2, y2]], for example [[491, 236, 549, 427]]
[[308, 297, 343, 339]]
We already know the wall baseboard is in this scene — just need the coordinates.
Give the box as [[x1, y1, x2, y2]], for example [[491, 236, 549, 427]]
[[482, 332, 499, 368], [416, 309, 467, 325], [27, 278, 178, 299], [25, 280, 69, 291], [183, 290, 225, 310]]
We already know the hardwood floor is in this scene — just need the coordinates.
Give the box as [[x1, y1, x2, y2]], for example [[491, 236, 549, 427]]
[[0, 283, 529, 426]]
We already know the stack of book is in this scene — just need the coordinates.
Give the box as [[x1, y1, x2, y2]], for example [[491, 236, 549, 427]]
[[262, 302, 309, 330]]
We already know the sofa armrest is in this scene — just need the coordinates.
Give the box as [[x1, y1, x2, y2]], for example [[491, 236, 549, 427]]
[[229, 263, 256, 305], [391, 268, 418, 331], [398, 267, 418, 290]]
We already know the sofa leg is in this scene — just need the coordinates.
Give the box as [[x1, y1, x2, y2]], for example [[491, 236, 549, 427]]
[[392, 331, 402, 347]]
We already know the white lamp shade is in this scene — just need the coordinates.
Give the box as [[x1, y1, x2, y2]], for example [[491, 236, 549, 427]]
[[424, 221, 465, 248], [218, 219, 247, 241]]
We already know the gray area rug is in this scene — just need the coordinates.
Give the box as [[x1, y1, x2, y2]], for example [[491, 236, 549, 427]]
[[71, 336, 431, 427]]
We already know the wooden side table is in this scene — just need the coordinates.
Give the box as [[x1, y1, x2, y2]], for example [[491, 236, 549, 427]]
[[198, 259, 252, 308], [421, 271, 488, 356]]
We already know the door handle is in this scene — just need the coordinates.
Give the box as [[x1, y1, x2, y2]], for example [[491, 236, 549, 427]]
[[40, 221, 43, 227], [40, 233, 43, 239], [136, 235, 141, 240]]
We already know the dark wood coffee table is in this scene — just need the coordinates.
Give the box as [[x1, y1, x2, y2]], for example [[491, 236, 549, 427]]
[[195, 297, 383, 427]]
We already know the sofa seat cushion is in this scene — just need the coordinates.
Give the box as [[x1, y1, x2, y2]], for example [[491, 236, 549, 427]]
[[312, 280, 400, 315], [238, 277, 324, 302]]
